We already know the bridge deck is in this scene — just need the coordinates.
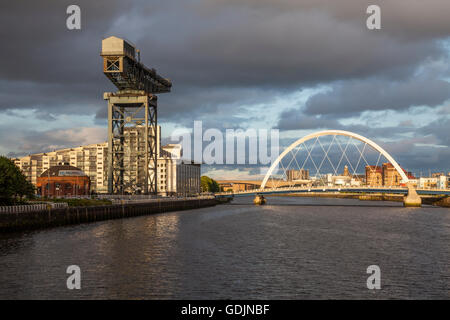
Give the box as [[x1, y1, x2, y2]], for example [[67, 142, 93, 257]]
[[216, 187, 450, 198]]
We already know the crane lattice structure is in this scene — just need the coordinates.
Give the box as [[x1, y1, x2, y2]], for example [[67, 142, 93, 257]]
[[101, 36, 172, 194]]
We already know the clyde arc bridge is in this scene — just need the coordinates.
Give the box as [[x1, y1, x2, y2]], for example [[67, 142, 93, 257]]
[[216, 130, 450, 206]]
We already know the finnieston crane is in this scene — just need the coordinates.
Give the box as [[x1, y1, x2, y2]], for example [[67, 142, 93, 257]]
[[101, 36, 172, 94], [101, 36, 171, 195]]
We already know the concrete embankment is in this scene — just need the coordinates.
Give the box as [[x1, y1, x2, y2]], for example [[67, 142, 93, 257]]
[[0, 198, 217, 233], [270, 193, 403, 201], [269, 193, 361, 199], [268, 192, 450, 207], [358, 194, 403, 202], [423, 196, 450, 208]]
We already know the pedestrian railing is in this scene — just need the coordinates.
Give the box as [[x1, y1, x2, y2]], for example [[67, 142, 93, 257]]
[[0, 202, 68, 214], [110, 195, 215, 204], [58, 195, 91, 199], [97, 194, 158, 200]]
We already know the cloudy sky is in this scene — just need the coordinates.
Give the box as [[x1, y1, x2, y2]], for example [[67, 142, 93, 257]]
[[1, 0, 449, 179]]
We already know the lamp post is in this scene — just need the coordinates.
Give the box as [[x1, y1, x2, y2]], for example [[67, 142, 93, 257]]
[[47, 166, 50, 198]]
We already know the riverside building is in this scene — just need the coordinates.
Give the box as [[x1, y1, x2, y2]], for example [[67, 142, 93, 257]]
[[12, 126, 200, 196]]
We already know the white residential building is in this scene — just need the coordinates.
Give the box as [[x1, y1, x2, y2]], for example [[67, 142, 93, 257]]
[[12, 126, 200, 196]]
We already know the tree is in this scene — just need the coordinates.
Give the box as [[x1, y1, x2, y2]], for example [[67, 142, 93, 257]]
[[0, 156, 35, 205], [201, 175, 220, 193]]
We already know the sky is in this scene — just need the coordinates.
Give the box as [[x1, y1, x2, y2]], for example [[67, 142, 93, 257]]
[[0, 0, 449, 179]]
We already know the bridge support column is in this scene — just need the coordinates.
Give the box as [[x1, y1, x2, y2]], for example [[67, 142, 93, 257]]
[[403, 184, 421, 207], [254, 195, 266, 205]]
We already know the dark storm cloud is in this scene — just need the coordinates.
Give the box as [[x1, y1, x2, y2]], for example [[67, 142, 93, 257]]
[[0, 1, 128, 83], [277, 111, 342, 130], [303, 75, 450, 116], [1, 0, 450, 121], [0, 0, 124, 113], [95, 85, 275, 126], [212, 0, 450, 41], [276, 109, 418, 141], [133, 0, 447, 88], [276, 111, 450, 171], [386, 141, 450, 174], [0, 126, 106, 157], [0, 80, 103, 114], [419, 117, 450, 147], [1, 0, 449, 173], [146, 86, 280, 128], [126, 0, 450, 122]]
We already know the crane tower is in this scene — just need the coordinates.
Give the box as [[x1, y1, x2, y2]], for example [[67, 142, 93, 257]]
[[101, 36, 172, 194]]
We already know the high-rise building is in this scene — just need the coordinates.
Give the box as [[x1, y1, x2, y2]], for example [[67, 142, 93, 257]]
[[382, 163, 401, 187], [343, 165, 350, 176], [431, 172, 445, 178], [13, 142, 108, 193], [12, 126, 201, 196], [365, 163, 415, 187], [365, 165, 382, 186], [286, 169, 309, 181], [418, 177, 438, 189], [437, 175, 447, 189], [382, 163, 415, 187]]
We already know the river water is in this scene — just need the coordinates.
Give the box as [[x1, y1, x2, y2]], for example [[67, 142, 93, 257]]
[[0, 196, 448, 299]]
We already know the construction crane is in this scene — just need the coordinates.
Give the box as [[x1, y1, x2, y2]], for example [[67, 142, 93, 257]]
[[101, 36, 171, 195], [101, 36, 172, 94]]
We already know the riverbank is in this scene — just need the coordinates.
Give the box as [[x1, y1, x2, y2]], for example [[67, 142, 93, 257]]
[[269, 192, 402, 201], [0, 198, 218, 233], [268, 193, 450, 207]]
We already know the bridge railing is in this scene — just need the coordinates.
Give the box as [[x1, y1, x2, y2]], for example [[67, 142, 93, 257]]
[[215, 186, 407, 195], [216, 186, 450, 197]]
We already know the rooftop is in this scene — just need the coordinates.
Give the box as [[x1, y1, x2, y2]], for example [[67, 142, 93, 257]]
[[40, 165, 87, 177]]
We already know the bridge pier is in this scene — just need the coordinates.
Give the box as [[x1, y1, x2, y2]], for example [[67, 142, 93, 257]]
[[254, 195, 266, 205], [403, 184, 422, 207]]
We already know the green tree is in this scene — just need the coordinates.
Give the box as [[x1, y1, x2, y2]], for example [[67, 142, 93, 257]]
[[0, 156, 35, 205], [201, 175, 220, 193]]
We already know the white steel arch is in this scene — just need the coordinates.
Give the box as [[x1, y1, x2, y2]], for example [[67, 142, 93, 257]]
[[261, 130, 409, 189]]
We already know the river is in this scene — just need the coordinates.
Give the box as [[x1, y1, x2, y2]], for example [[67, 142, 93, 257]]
[[0, 196, 448, 299]]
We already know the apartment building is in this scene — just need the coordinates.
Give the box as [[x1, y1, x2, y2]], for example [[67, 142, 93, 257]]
[[12, 126, 200, 196]]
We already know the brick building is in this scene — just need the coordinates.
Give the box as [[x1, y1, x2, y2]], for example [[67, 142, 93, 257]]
[[36, 164, 90, 197], [365, 165, 383, 186], [365, 163, 415, 187], [286, 169, 309, 181]]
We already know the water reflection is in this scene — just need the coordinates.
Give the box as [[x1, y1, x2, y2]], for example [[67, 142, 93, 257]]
[[0, 197, 448, 299]]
